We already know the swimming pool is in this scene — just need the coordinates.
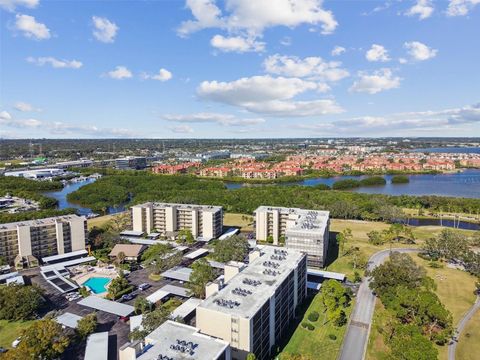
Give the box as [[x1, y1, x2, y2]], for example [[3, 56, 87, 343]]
[[82, 277, 111, 294]]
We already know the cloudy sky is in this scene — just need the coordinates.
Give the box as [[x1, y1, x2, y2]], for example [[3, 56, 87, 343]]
[[1, 0, 479, 138]]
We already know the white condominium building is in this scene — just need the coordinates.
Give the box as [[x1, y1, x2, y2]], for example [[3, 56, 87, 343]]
[[131, 202, 223, 239], [0, 215, 87, 268], [254, 206, 330, 267], [196, 246, 307, 360]]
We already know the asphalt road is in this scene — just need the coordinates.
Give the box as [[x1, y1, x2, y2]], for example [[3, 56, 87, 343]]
[[448, 295, 480, 360], [338, 248, 418, 360]]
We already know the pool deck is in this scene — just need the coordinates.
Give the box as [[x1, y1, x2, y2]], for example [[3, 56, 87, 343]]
[[72, 266, 118, 296]]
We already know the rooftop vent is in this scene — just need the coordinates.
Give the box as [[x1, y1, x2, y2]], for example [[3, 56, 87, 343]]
[[232, 287, 252, 297], [242, 278, 262, 287], [214, 298, 241, 308], [263, 261, 280, 269], [263, 269, 279, 276]]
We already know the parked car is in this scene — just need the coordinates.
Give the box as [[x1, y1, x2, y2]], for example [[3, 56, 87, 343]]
[[121, 293, 134, 301], [0, 347, 7, 354], [138, 283, 151, 291]]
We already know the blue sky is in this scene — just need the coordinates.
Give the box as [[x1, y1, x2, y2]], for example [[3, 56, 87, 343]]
[[1, 0, 479, 139]]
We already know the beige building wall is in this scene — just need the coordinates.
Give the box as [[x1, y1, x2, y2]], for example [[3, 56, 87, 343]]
[[165, 206, 176, 232], [55, 222, 65, 254], [191, 209, 198, 237], [17, 225, 32, 257], [202, 211, 214, 239], [255, 211, 268, 241], [69, 217, 86, 251], [196, 307, 233, 344], [132, 206, 145, 233]]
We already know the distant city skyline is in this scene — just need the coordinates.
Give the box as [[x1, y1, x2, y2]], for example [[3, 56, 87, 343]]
[[1, 0, 479, 139]]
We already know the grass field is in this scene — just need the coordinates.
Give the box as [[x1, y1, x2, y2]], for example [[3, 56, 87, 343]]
[[456, 309, 480, 360], [366, 254, 478, 360], [87, 212, 126, 230], [281, 294, 352, 360], [223, 213, 254, 232], [0, 320, 34, 349]]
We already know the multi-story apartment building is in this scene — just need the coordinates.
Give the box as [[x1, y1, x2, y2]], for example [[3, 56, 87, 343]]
[[196, 246, 307, 360], [115, 156, 147, 170], [254, 206, 330, 267], [0, 215, 87, 268], [119, 320, 230, 360], [131, 202, 223, 239]]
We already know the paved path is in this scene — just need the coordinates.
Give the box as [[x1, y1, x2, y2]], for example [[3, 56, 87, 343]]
[[338, 248, 418, 360], [448, 296, 480, 360]]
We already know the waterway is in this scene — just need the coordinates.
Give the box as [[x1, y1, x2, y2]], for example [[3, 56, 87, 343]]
[[43, 178, 124, 216], [225, 169, 480, 199], [411, 147, 480, 154], [44, 171, 480, 230]]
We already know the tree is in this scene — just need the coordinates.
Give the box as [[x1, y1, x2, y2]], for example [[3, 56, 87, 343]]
[[178, 229, 195, 245], [142, 243, 183, 275], [213, 235, 249, 263], [76, 312, 97, 339], [336, 228, 352, 256], [142, 306, 170, 333], [0, 284, 44, 321], [422, 229, 469, 261], [117, 251, 126, 264], [319, 280, 352, 327], [367, 230, 385, 246], [388, 324, 438, 360], [134, 296, 152, 315], [0, 256, 6, 266], [348, 247, 367, 270], [2, 319, 70, 360], [107, 272, 130, 299], [246, 353, 257, 360], [186, 259, 215, 298], [369, 252, 428, 298]]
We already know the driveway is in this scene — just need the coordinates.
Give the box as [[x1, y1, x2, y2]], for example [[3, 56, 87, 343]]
[[338, 248, 418, 360], [448, 296, 480, 360]]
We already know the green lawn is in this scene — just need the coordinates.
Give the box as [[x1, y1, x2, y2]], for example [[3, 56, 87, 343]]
[[456, 310, 480, 360], [280, 294, 352, 360], [0, 319, 34, 349], [223, 213, 254, 232]]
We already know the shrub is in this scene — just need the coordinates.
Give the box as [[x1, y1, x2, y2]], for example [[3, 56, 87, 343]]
[[332, 179, 360, 190], [301, 322, 315, 331], [359, 176, 387, 187], [391, 175, 410, 184], [428, 262, 443, 269], [328, 334, 337, 341], [307, 311, 320, 322], [108, 285, 134, 300]]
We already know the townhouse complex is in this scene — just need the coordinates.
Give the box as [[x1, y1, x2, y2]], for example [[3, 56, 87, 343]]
[[131, 202, 223, 240], [0, 215, 87, 268], [196, 246, 307, 360], [255, 206, 330, 267]]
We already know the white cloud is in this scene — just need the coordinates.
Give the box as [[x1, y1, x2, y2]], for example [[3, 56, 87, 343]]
[[178, 0, 338, 46], [143, 68, 173, 82], [296, 103, 480, 135], [26, 56, 83, 69], [404, 41, 438, 61], [14, 14, 50, 40], [197, 75, 343, 117], [169, 124, 194, 133], [163, 112, 265, 126], [210, 34, 265, 53], [263, 54, 349, 82], [14, 101, 41, 112], [446, 0, 480, 16], [365, 44, 390, 62], [331, 46, 346, 56], [92, 16, 118, 43], [0, 0, 38, 11], [0, 111, 41, 128], [405, 0, 434, 20], [349, 68, 401, 94], [106, 66, 132, 79]]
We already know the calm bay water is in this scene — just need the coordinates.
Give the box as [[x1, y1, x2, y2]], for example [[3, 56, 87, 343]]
[[225, 169, 480, 199], [411, 147, 480, 154]]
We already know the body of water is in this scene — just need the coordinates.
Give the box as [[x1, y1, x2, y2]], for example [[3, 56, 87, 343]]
[[43, 178, 124, 216], [411, 147, 480, 154], [225, 169, 480, 199]]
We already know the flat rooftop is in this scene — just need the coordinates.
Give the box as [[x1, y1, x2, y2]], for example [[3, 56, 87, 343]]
[[137, 321, 229, 360], [78, 296, 134, 317], [255, 206, 329, 236], [0, 214, 86, 231], [132, 202, 222, 213], [161, 266, 192, 282], [198, 246, 306, 319], [84, 332, 109, 360], [56, 312, 83, 329], [42, 249, 88, 263], [170, 298, 202, 320]]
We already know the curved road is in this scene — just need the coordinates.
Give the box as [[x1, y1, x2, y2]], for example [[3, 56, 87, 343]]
[[338, 248, 419, 360], [448, 296, 480, 360]]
